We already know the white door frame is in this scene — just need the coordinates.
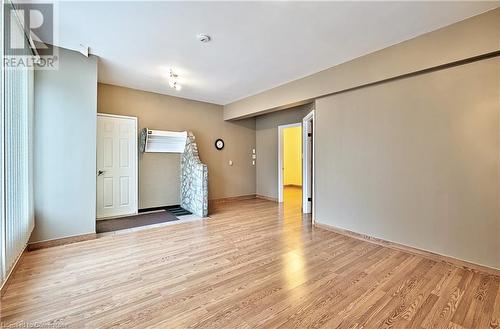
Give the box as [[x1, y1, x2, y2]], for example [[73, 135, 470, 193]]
[[277, 122, 302, 203], [302, 110, 315, 222], [96, 113, 139, 218]]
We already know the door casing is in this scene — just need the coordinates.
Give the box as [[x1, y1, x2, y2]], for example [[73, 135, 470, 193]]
[[302, 110, 315, 221]]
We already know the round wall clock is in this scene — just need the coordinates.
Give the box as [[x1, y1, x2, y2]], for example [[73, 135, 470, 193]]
[[215, 138, 224, 150]]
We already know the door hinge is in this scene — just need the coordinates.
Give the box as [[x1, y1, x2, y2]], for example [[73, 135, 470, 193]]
[[308, 197, 312, 202]]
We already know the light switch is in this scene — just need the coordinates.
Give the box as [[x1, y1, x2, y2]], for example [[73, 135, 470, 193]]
[[252, 160, 255, 166], [252, 154, 256, 159], [252, 149, 256, 154], [229, 160, 233, 166]]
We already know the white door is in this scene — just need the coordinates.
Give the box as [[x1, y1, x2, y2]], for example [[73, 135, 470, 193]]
[[96, 114, 138, 218], [302, 112, 314, 214]]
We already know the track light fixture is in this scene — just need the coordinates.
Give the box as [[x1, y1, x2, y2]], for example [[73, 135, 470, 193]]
[[168, 69, 182, 91]]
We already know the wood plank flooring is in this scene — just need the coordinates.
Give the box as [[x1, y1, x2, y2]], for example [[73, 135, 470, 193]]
[[1, 187, 499, 328]]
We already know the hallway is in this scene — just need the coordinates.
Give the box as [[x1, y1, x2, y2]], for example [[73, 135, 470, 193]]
[[283, 185, 303, 208]]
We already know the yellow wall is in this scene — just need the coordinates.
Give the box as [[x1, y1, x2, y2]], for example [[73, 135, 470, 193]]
[[283, 126, 302, 186]]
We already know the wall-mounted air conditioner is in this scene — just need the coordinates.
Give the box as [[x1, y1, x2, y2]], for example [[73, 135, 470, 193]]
[[140, 129, 187, 153]]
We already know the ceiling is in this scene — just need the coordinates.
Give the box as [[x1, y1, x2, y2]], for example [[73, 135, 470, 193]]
[[44, 1, 499, 105]]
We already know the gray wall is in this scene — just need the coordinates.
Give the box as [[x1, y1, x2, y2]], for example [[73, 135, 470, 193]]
[[315, 57, 500, 269], [255, 104, 312, 199], [98, 84, 256, 208], [31, 47, 97, 242]]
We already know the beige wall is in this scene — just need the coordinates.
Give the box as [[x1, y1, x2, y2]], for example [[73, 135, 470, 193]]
[[98, 84, 256, 208], [315, 57, 500, 269], [224, 8, 500, 120], [255, 104, 311, 199]]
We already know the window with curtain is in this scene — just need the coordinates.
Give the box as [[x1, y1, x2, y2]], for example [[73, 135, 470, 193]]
[[1, 1, 35, 286]]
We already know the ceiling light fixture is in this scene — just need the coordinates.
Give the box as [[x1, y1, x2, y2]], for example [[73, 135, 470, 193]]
[[168, 69, 182, 91]]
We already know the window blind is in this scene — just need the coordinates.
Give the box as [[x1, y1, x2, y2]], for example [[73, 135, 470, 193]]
[[1, 2, 35, 285]]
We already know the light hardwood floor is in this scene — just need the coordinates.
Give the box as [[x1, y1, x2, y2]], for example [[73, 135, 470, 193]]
[[1, 187, 499, 328]]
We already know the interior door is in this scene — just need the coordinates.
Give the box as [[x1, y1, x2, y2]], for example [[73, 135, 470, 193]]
[[96, 115, 138, 219], [302, 117, 313, 214]]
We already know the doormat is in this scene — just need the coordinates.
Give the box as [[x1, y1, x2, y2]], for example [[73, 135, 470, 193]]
[[96, 210, 179, 233]]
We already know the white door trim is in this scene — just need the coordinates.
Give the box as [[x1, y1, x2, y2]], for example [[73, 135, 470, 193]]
[[96, 113, 138, 219], [277, 122, 302, 203], [302, 110, 315, 223]]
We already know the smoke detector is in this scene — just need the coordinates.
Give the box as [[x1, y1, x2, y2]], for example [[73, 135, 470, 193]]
[[197, 34, 211, 43]]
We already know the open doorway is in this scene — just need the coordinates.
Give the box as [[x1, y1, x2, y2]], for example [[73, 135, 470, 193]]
[[276, 108, 315, 218], [278, 123, 302, 206]]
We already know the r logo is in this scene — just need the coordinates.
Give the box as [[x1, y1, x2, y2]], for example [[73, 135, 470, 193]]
[[4, 3, 53, 56]]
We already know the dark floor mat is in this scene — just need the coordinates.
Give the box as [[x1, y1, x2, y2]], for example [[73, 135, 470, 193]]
[[96, 210, 179, 233]]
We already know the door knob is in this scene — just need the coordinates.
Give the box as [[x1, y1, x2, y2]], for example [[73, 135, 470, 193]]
[[97, 170, 105, 176]]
